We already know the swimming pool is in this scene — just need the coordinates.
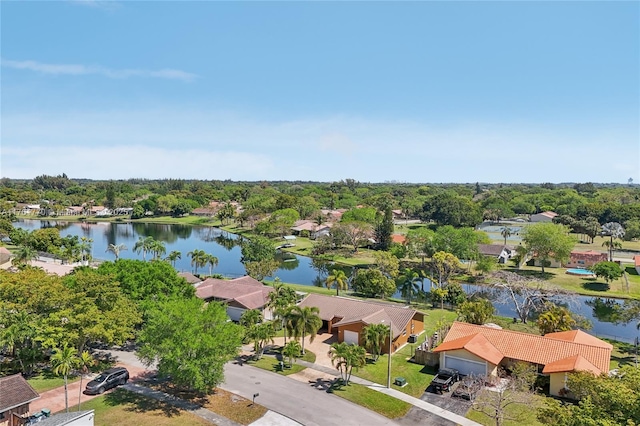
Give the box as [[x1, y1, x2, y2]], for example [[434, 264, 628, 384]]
[[566, 268, 596, 277]]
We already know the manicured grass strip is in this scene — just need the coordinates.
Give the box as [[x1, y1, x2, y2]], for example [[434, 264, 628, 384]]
[[357, 345, 436, 398], [202, 388, 267, 425], [245, 348, 316, 376], [79, 389, 212, 426], [28, 375, 80, 393], [329, 382, 411, 419]]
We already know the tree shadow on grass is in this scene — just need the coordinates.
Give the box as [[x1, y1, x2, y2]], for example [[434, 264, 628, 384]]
[[104, 389, 181, 417], [504, 268, 556, 281], [610, 341, 639, 368], [582, 281, 610, 292]]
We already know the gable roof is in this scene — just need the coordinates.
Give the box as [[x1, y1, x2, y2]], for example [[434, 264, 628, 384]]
[[477, 244, 510, 257], [298, 293, 419, 339], [0, 374, 40, 412], [433, 333, 503, 365], [542, 354, 601, 375], [178, 272, 202, 284], [433, 322, 611, 374], [538, 211, 558, 218], [195, 276, 273, 310]]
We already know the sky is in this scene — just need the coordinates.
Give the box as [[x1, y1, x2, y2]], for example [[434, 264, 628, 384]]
[[1, 1, 639, 184]]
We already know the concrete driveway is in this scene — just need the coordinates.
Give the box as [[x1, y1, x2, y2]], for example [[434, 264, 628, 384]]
[[271, 332, 337, 369]]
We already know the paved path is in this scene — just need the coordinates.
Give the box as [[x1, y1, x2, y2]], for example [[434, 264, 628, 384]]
[[222, 362, 398, 426]]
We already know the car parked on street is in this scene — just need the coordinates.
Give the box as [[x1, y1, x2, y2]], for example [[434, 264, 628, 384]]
[[85, 367, 129, 395]]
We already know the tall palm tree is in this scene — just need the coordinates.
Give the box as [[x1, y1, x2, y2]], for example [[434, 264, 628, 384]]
[[149, 240, 166, 260], [51, 345, 79, 413], [329, 342, 367, 385], [501, 227, 513, 246], [12, 245, 38, 266], [205, 254, 219, 276], [326, 269, 349, 296], [187, 249, 207, 274], [246, 321, 276, 359], [76, 351, 94, 411], [133, 236, 154, 261], [396, 268, 420, 305], [165, 250, 182, 268], [105, 243, 127, 260], [288, 306, 322, 354], [362, 323, 390, 362], [79, 237, 93, 266], [601, 222, 625, 261]]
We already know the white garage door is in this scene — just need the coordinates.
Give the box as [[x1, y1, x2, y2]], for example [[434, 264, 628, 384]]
[[344, 330, 359, 345], [444, 355, 487, 376]]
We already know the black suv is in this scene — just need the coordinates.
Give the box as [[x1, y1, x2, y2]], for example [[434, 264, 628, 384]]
[[85, 367, 129, 394]]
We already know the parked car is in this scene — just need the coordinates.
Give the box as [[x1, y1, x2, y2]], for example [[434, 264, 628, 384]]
[[452, 377, 480, 401], [85, 367, 129, 395], [430, 368, 460, 393]]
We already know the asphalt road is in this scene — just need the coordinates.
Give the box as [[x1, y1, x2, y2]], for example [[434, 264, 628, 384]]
[[221, 362, 399, 426]]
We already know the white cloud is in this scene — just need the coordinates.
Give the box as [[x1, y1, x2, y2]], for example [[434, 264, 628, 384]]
[[1, 59, 197, 82], [1, 109, 638, 183]]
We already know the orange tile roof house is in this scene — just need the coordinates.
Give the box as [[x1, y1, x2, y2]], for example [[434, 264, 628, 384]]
[[297, 293, 424, 353], [565, 250, 608, 269], [432, 322, 612, 397], [0, 374, 40, 426], [195, 276, 274, 321], [634, 255, 640, 275]]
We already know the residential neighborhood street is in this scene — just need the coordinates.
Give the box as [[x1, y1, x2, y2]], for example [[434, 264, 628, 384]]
[[221, 362, 399, 426]]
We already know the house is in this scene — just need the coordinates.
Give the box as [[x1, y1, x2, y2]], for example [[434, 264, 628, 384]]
[[432, 322, 612, 398], [178, 271, 202, 285], [391, 209, 403, 220], [0, 374, 40, 426], [63, 206, 84, 216], [290, 220, 332, 240], [297, 293, 424, 354], [195, 276, 274, 321], [530, 211, 558, 223], [635, 255, 640, 275], [391, 234, 406, 245], [477, 244, 513, 264], [36, 410, 94, 426], [565, 251, 608, 269], [191, 207, 218, 217]]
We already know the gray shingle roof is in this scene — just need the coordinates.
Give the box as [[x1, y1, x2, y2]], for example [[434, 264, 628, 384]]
[[0, 373, 40, 412], [36, 410, 94, 426]]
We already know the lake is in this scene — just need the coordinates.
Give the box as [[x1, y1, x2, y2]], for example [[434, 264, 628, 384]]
[[15, 219, 640, 343]]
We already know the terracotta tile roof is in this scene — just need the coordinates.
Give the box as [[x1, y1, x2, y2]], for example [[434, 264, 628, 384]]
[[195, 276, 273, 310], [542, 354, 601, 375], [434, 322, 611, 374], [433, 333, 503, 365], [0, 373, 40, 412], [0, 247, 11, 255], [634, 255, 640, 267], [298, 293, 418, 339], [391, 234, 406, 244], [540, 211, 558, 218], [544, 330, 613, 349]]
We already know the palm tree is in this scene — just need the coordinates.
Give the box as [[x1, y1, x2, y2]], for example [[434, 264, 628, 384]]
[[205, 254, 219, 276], [149, 240, 166, 260], [288, 306, 322, 355], [326, 269, 349, 296], [79, 237, 93, 266], [76, 351, 94, 411], [165, 250, 182, 268], [362, 323, 390, 362], [246, 321, 276, 359], [601, 222, 625, 261], [396, 268, 420, 305], [329, 342, 367, 385], [187, 249, 207, 274], [133, 236, 154, 261], [282, 340, 302, 367], [105, 243, 127, 260], [240, 309, 263, 329], [51, 345, 79, 413], [12, 245, 38, 266], [500, 227, 513, 246]]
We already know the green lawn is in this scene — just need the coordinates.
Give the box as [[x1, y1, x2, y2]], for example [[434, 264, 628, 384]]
[[329, 382, 411, 419], [608, 338, 640, 370], [246, 348, 316, 376], [356, 344, 436, 398], [76, 389, 213, 426], [28, 374, 80, 393]]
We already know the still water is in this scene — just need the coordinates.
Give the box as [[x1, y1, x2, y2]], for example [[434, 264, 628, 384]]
[[15, 220, 640, 343]]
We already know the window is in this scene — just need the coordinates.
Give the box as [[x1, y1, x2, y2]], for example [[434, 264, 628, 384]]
[[402, 329, 406, 336], [578, 260, 585, 265]]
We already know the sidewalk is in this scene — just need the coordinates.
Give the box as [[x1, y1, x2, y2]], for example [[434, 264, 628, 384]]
[[288, 358, 481, 426]]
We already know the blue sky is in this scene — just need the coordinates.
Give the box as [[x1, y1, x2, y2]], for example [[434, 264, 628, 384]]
[[1, 1, 638, 183]]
